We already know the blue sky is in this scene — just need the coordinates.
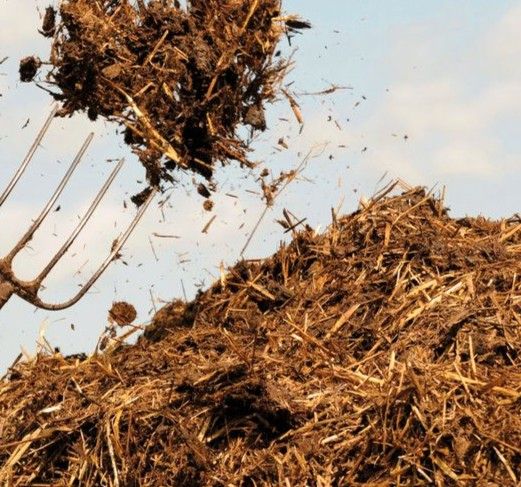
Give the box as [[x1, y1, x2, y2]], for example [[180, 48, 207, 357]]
[[0, 1, 520, 372]]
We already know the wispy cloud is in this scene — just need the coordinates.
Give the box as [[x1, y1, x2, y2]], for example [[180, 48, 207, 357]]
[[484, 3, 521, 81], [298, 4, 521, 186], [0, 2, 41, 47]]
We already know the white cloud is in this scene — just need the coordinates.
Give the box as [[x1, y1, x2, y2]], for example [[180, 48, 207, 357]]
[[0, 2, 41, 46], [362, 8, 521, 181], [386, 80, 488, 135], [484, 4, 521, 81], [433, 140, 497, 176], [289, 3, 521, 190]]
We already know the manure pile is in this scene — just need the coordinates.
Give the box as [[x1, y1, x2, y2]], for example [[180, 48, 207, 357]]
[[22, 0, 308, 194], [2, 186, 521, 486]]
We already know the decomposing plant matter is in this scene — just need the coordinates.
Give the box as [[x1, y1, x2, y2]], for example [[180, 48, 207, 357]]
[[19, 56, 41, 82], [109, 301, 137, 326], [2, 185, 521, 485], [22, 0, 309, 195]]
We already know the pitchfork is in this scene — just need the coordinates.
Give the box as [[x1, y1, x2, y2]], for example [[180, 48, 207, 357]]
[[0, 106, 157, 311]]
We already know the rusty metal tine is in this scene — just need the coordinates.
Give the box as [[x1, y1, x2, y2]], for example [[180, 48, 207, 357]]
[[35, 159, 125, 285], [33, 186, 157, 311], [0, 106, 58, 208], [5, 133, 94, 263]]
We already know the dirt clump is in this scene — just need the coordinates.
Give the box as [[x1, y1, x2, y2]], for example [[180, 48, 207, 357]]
[[19, 56, 41, 82], [2, 184, 521, 485], [203, 199, 214, 212], [109, 301, 137, 326], [20, 0, 309, 194], [40, 6, 57, 37]]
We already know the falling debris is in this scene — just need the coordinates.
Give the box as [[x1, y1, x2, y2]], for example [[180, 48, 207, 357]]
[[39, 6, 56, 37], [297, 84, 352, 96], [261, 169, 297, 206], [202, 199, 214, 212], [130, 187, 154, 208], [283, 89, 304, 125], [284, 18, 312, 30], [196, 183, 212, 199], [152, 233, 180, 239], [19, 56, 41, 82], [21, 0, 309, 192], [277, 137, 289, 149], [201, 214, 216, 233], [108, 301, 137, 327]]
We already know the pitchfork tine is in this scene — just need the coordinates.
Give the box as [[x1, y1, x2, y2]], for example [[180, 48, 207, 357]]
[[0, 105, 58, 208], [36, 158, 125, 283], [32, 186, 157, 311], [5, 132, 94, 263], [0, 106, 156, 312]]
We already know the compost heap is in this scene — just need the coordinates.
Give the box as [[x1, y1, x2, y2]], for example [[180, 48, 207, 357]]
[[2, 185, 521, 486], [21, 0, 308, 192]]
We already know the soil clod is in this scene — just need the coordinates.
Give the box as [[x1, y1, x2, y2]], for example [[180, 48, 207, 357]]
[[109, 301, 137, 326], [19, 56, 41, 82]]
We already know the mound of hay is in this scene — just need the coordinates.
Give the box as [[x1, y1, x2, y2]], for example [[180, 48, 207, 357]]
[[2, 184, 521, 485], [22, 0, 308, 190]]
